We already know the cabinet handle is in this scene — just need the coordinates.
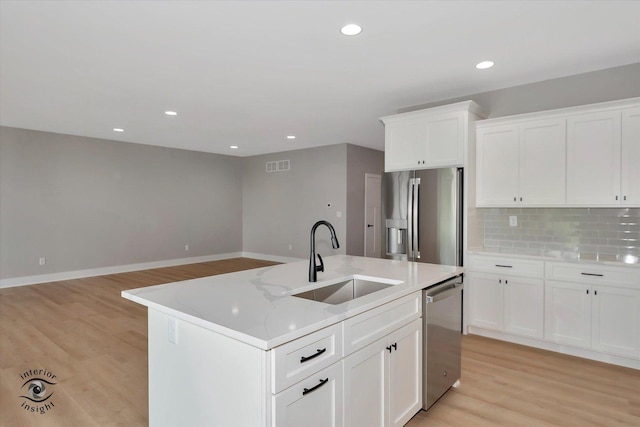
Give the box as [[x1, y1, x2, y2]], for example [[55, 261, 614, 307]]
[[520, 197, 523, 202], [586, 289, 589, 294], [624, 196, 627, 201], [302, 378, 329, 395], [513, 197, 517, 202], [505, 280, 508, 285], [495, 264, 513, 268], [499, 279, 502, 284], [386, 345, 393, 353], [581, 273, 603, 277], [392, 343, 397, 351], [616, 195, 619, 201], [300, 348, 326, 363], [595, 290, 598, 296]]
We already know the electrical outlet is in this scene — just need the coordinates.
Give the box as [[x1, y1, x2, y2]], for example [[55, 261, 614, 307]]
[[168, 318, 178, 344], [39, 257, 46, 266], [509, 216, 518, 227], [336, 211, 342, 218]]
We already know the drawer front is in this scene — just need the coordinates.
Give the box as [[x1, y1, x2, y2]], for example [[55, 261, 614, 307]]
[[467, 254, 544, 278], [272, 361, 343, 427], [343, 291, 421, 356], [271, 323, 342, 394], [546, 261, 639, 289]]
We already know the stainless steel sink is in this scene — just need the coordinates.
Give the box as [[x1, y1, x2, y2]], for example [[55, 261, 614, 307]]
[[292, 276, 402, 305]]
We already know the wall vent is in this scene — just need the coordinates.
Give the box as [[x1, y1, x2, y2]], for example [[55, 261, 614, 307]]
[[266, 160, 290, 172]]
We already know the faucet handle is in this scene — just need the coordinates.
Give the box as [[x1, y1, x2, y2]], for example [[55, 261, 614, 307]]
[[316, 253, 324, 272]]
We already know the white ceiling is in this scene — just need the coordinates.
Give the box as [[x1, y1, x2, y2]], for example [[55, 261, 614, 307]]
[[1, 1, 639, 157]]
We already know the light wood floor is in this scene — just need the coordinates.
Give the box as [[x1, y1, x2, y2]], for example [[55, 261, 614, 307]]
[[1, 259, 638, 426]]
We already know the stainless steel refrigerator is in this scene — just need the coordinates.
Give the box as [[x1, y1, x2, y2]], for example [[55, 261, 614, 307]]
[[382, 167, 463, 266]]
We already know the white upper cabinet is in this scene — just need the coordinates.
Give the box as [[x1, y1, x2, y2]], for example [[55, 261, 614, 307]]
[[476, 98, 640, 208], [566, 111, 621, 205], [381, 101, 487, 172], [476, 118, 565, 206], [621, 107, 640, 205]]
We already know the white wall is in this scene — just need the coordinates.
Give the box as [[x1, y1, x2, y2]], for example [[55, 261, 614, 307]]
[[241, 144, 348, 260], [0, 127, 243, 280]]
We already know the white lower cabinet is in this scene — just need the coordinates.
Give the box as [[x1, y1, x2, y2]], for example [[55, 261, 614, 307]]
[[468, 272, 543, 338], [344, 319, 422, 427], [273, 361, 344, 427], [545, 280, 640, 358]]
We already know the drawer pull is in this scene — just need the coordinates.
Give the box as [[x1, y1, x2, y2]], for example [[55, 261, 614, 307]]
[[495, 264, 513, 268], [581, 273, 603, 277], [300, 348, 326, 363], [302, 378, 328, 395]]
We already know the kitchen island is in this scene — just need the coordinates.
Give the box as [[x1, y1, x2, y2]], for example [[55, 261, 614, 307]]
[[122, 255, 463, 427]]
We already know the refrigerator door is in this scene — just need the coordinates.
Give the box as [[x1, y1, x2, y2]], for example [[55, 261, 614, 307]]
[[414, 168, 462, 266], [382, 171, 412, 260]]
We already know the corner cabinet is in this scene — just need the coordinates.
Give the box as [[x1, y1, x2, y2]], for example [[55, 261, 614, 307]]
[[475, 98, 640, 208], [381, 101, 487, 172]]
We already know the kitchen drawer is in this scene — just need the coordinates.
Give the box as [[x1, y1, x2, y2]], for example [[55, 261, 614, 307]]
[[545, 261, 640, 289], [272, 360, 343, 427], [343, 291, 421, 356], [271, 323, 342, 394], [467, 254, 544, 278]]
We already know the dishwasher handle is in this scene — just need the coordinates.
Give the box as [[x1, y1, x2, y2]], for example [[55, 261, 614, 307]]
[[425, 282, 462, 303]]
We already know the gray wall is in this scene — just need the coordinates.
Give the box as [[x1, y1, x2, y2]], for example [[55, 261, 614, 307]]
[[242, 144, 348, 260], [400, 63, 640, 118], [0, 127, 243, 279], [346, 145, 384, 257]]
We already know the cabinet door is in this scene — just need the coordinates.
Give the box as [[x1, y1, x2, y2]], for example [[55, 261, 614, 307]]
[[273, 361, 343, 427], [384, 117, 426, 171], [567, 111, 621, 205], [544, 280, 591, 348], [423, 111, 464, 168], [504, 276, 544, 338], [476, 125, 519, 206], [467, 272, 504, 330], [344, 337, 387, 427], [388, 319, 422, 427], [621, 107, 640, 206], [519, 118, 566, 205], [592, 286, 640, 358]]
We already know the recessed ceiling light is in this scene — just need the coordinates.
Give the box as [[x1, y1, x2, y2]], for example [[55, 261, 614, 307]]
[[340, 24, 362, 36], [165, 111, 178, 116], [475, 61, 495, 70], [230, 145, 238, 149], [287, 135, 296, 140], [113, 128, 124, 132]]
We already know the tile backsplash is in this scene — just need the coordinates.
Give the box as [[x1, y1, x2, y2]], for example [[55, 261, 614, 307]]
[[482, 208, 640, 256]]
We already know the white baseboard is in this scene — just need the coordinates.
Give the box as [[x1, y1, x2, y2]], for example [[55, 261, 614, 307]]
[[0, 252, 253, 288], [241, 252, 304, 264]]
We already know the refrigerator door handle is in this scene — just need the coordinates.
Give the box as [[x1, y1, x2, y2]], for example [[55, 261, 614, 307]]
[[407, 178, 414, 258], [413, 177, 420, 259]]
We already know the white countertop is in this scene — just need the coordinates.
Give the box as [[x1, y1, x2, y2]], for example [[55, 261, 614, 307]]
[[467, 247, 639, 267], [122, 255, 462, 350]]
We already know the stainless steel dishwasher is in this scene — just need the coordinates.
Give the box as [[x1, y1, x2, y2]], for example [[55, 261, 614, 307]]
[[423, 275, 463, 410]]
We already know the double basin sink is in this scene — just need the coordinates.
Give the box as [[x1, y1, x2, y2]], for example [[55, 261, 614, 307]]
[[291, 275, 403, 305]]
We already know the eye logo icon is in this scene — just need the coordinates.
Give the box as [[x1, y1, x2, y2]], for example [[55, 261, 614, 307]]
[[18, 369, 58, 415], [20, 378, 55, 403], [21, 378, 55, 403]]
